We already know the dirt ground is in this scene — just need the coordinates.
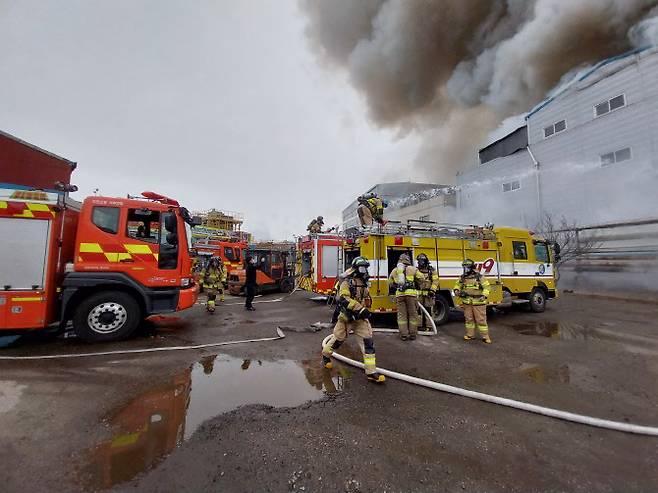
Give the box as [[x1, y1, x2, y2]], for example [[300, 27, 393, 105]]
[[0, 291, 657, 493]]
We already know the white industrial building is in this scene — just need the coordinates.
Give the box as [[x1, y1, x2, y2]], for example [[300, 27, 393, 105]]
[[456, 46, 658, 294]]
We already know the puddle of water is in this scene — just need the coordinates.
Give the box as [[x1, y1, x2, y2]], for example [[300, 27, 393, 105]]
[[519, 363, 570, 384], [87, 355, 348, 489]]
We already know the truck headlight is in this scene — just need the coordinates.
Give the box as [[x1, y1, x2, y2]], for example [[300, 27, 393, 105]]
[[181, 277, 192, 288]]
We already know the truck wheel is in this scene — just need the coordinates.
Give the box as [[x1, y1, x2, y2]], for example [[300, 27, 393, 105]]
[[434, 295, 451, 326], [73, 291, 142, 342], [529, 287, 547, 313], [279, 278, 294, 293]]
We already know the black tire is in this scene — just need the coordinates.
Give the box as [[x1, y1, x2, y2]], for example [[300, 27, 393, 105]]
[[529, 287, 547, 313], [434, 294, 451, 326], [72, 291, 142, 342], [279, 278, 294, 293]]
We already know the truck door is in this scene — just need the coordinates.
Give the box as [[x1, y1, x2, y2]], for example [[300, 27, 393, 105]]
[[511, 239, 530, 275]]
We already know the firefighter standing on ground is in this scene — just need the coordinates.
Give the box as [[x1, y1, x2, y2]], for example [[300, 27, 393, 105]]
[[416, 253, 439, 331], [201, 257, 226, 313], [388, 254, 426, 341], [454, 259, 492, 344], [322, 257, 385, 383]]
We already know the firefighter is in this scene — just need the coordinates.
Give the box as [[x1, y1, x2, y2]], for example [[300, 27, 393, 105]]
[[322, 256, 385, 384], [454, 259, 491, 344], [307, 216, 324, 233], [201, 257, 224, 313], [356, 196, 374, 228], [416, 253, 439, 332], [388, 253, 426, 340]]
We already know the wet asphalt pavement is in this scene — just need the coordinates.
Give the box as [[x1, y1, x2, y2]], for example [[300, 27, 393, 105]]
[[0, 291, 657, 492]]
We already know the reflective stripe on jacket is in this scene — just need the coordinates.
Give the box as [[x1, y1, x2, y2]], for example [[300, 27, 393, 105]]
[[454, 273, 490, 305], [201, 266, 226, 289], [338, 278, 370, 322], [418, 267, 439, 295], [388, 265, 425, 297]]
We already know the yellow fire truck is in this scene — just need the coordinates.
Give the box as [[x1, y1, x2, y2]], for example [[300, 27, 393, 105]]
[[328, 221, 558, 325]]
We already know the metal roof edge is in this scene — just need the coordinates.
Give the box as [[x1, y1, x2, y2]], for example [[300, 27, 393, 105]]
[[525, 45, 655, 120], [0, 129, 77, 168]]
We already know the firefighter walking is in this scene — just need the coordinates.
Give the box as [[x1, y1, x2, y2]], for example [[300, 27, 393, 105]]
[[201, 257, 226, 313], [322, 256, 385, 384], [454, 259, 492, 343], [416, 253, 438, 332], [388, 254, 425, 341]]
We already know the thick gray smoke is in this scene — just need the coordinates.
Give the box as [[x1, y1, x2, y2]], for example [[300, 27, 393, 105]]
[[301, 0, 658, 182]]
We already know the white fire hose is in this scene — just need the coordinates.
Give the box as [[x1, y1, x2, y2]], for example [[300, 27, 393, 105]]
[[321, 334, 658, 436], [372, 301, 438, 336], [0, 328, 285, 361]]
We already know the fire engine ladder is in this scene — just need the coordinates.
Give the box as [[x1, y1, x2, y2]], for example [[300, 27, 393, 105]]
[[364, 219, 497, 241]]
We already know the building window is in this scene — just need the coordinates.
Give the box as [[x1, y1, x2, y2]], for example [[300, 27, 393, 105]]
[[601, 147, 632, 166], [419, 215, 430, 222], [595, 94, 626, 117], [543, 119, 567, 139], [502, 180, 521, 193]]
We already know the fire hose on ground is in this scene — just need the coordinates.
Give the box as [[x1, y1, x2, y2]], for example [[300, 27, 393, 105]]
[[0, 328, 286, 361], [372, 301, 437, 336], [321, 332, 658, 437]]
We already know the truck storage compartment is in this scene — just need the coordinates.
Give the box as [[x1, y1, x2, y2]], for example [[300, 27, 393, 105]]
[[0, 217, 51, 290]]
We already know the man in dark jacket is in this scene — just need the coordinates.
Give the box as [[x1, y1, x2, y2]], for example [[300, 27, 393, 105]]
[[245, 255, 258, 311]]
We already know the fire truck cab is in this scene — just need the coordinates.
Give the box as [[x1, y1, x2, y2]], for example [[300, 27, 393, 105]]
[[0, 187, 200, 342]]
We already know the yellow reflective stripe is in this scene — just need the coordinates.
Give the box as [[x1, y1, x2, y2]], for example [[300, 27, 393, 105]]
[[26, 203, 50, 212], [13, 209, 34, 218], [104, 252, 132, 262], [0, 201, 7, 209], [11, 296, 43, 302], [79, 242, 103, 253], [111, 431, 141, 448], [124, 244, 153, 254]]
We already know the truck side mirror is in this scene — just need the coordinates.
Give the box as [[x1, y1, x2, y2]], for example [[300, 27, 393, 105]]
[[191, 216, 203, 227]]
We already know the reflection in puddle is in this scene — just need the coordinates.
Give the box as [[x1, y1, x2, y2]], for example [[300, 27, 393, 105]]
[[519, 363, 570, 384], [88, 355, 347, 489]]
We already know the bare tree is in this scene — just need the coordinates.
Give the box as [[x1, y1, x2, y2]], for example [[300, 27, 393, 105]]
[[535, 213, 601, 279]]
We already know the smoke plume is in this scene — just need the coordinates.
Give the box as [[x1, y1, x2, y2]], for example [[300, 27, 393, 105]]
[[301, 0, 658, 182]]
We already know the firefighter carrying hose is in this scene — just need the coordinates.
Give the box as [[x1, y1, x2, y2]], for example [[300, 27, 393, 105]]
[[322, 256, 385, 384], [388, 254, 426, 341], [201, 257, 226, 313], [416, 253, 439, 332], [454, 259, 491, 343]]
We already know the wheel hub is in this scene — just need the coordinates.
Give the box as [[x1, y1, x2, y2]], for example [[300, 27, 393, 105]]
[[88, 302, 128, 334]]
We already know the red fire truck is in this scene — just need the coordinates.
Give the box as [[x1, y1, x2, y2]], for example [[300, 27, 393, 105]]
[[193, 238, 248, 273], [0, 131, 199, 342], [296, 234, 343, 295]]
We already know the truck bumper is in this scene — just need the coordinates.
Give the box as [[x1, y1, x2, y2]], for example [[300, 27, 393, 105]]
[[177, 284, 199, 311]]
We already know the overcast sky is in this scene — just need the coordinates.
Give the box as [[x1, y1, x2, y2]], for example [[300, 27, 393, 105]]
[[0, 0, 424, 240]]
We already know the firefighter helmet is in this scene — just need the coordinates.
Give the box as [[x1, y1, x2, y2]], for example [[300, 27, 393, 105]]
[[416, 253, 429, 268], [462, 259, 475, 268], [351, 256, 370, 269], [317, 216, 324, 221], [399, 253, 411, 265]]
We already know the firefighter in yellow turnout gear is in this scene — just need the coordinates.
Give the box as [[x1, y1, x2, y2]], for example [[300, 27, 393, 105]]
[[454, 259, 492, 343], [322, 257, 385, 384], [201, 257, 227, 313], [388, 254, 426, 340], [416, 253, 439, 331]]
